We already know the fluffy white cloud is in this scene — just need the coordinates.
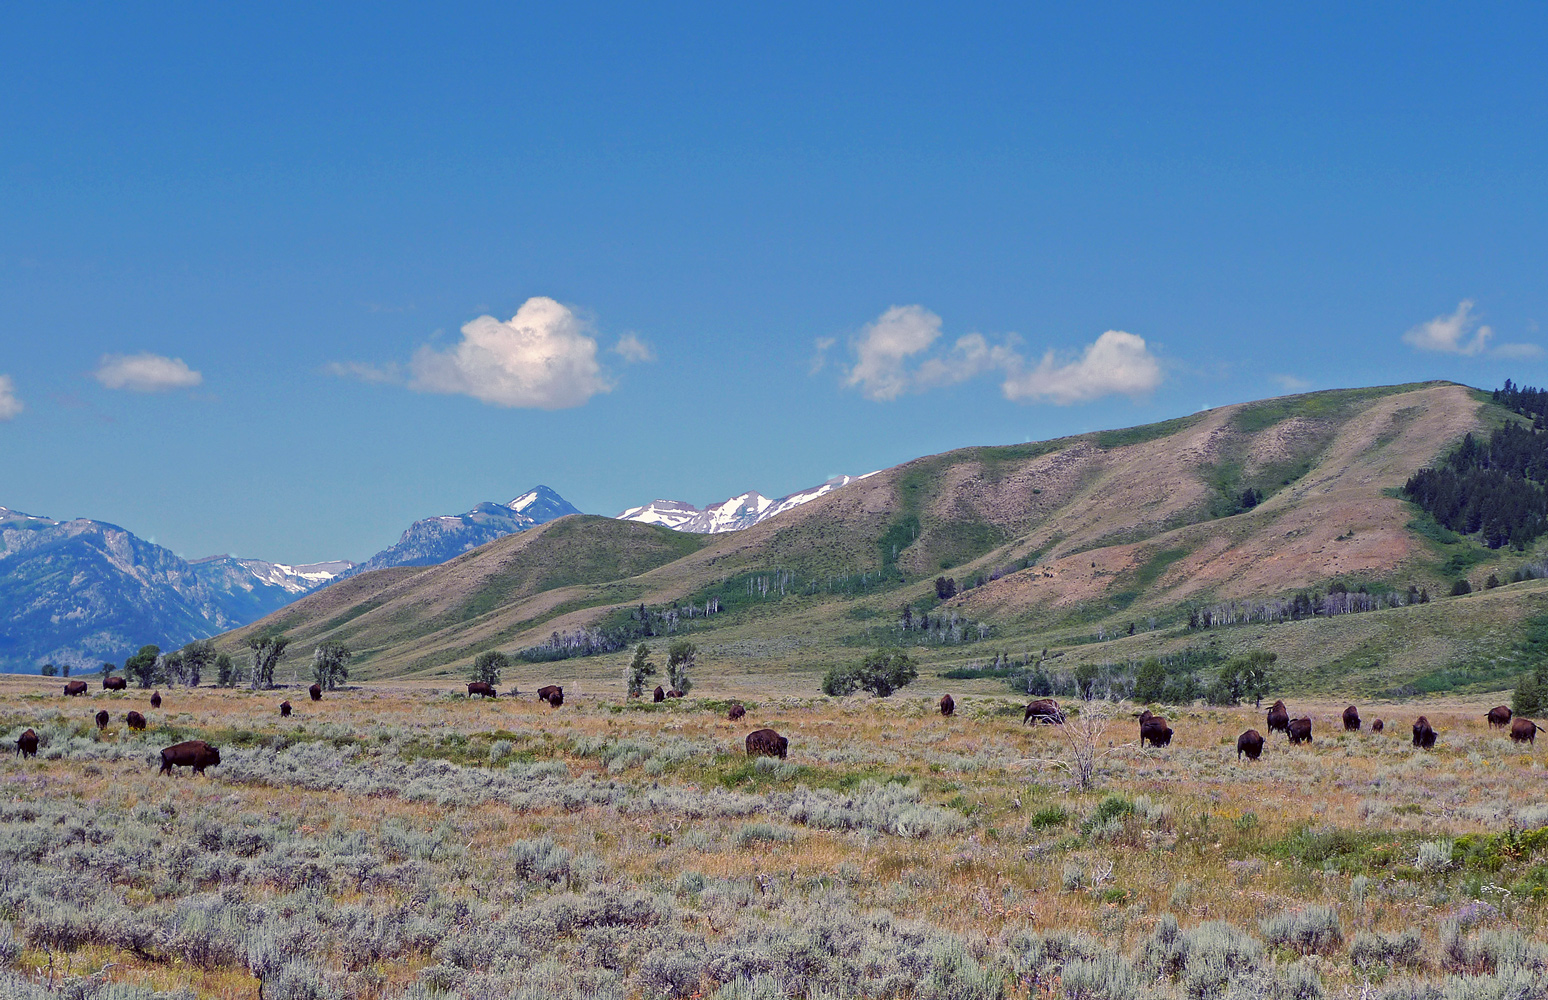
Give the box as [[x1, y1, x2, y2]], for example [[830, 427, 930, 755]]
[[93, 353, 203, 392], [0, 375, 21, 420], [1403, 300, 1493, 355], [612, 333, 655, 364], [844, 305, 945, 401], [1001, 330, 1162, 404], [406, 297, 610, 409]]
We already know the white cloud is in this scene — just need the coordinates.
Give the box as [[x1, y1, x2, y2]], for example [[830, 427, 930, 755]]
[[612, 333, 655, 364], [405, 297, 610, 409], [0, 375, 21, 420], [1001, 330, 1163, 404], [1274, 374, 1312, 392], [809, 337, 836, 376], [914, 332, 1022, 390], [93, 353, 203, 392], [1402, 300, 1493, 355], [845, 305, 944, 401], [323, 360, 404, 384]]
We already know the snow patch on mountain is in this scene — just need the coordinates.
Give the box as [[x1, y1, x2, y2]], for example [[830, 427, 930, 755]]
[[615, 473, 874, 534]]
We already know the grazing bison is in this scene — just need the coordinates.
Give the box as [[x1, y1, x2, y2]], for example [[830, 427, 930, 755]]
[[279, 701, 292, 718], [1487, 706, 1514, 729], [1372, 719, 1384, 733], [745, 728, 788, 759], [467, 682, 497, 699], [126, 711, 147, 731], [309, 683, 322, 702], [103, 677, 126, 691], [1287, 717, 1313, 744], [940, 694, 955, 717], [728, 702, 746, 721], [150, 691, 162, 709], [1140, 715, 1174, 747], [666, 689, 684, 698], [15, 729, 38, 759], [1237, 729, 1265, 761], [1413, 716, 1437, 749], [1510, 718, 1544, 744], [64, 681, 88, 697], [1024, 699, 1065, 724], [94, 710, 109, 729], [653, 686, 665, 703], [158, 740, 220, 776], [1342, 705, 1361, 731], [1266, 700, 1290, 734], [537, 685, 564, 706]]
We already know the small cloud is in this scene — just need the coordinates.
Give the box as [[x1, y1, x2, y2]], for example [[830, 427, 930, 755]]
[[93, 353, 203, 392], [0, 375, 22, 420], [809, 337, 836, 376], [845, 305, 943, 401], [1491, 342, 1545, 360], [1402, 300, 1493, 356], [1001, 330, 1163, 405], [1274, 374, 1313, 392], [914, 332, 1022, 391], [323, 360, 404, 384], [612, 333, 655, 364]]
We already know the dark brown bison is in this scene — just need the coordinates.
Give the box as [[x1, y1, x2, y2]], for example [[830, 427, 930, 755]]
[[15, 729, 38, 759], [64, 681, 88, 697], [1487, 705, 1514, 729], [745, 728, 788, 759], [309, 683, 322, 702], [150, 691, 162, 709], [537, 685, 563, 706], [1237, 729, 1265, 761], [1413, 716, 1437, 749], [728, 703, 746, 721], [1266, 700, 1290, 734], [940, 694, 955, 717], [666, 689, 684, 698], [1287, 717, 1313, 744], [1510, 718, 1544, 744], [103, 676, 126, 691], [95, 710, 109, 729], [1140, 715, 1173, 747], [653, 685, 665, 703], [467, 682, 497, 699], [126, 711, 146, 731], [1342, 705, 1360, 731], [1024, 699, 1065, 724], [1371, 719, 1384, 733], [279, 701, 292, 717], [158, 740, 220, 776]]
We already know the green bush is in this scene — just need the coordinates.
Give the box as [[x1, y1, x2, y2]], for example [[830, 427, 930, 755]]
[[822, 647, 918, 697]]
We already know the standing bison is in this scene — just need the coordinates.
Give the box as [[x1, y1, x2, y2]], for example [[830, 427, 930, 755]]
[[653, 686, 665, 703], [467, 682, 497, 699], [1413, 716, 1437, 749], [1342, 705, 1361, 731], [1510, 718, 1544, 744], [537, 685, 564, 706], [1140, 713, 1173, 747], [126, 711, 147, 731], [103, 677, 126, 691], [309, 683, 323, 702], [150, 691, 162, 709], [279, 701, 292, 718], [15, 729, 38, 759], [64, 681, 88, 697], [745, 728, 788, 759], [1287, 717, 1313, 744], [95, 710, 109, 729], [1237, 729, 1265, 761], [1371, 719, 1384, 733], [727, 703, 746, 721], [939, 694, 955, 717], [1024, 699, 1065, 724], [158, 740, 220, 776], [1266, 700, 1290, 735], [1487, 706, 1514, 729]]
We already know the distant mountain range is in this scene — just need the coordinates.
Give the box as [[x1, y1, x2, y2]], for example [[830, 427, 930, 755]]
[[340, 486, 582, 577], [615, 475, 874, 533]]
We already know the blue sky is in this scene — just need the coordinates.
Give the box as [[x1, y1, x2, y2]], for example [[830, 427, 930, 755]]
[[3, 3, 1546, 564]]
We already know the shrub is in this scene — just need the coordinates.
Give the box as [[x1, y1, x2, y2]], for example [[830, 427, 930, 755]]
[[1351, 929, 1424, 968], [472, 650, 508, 686], [822, 648, 917, 698], [1259, 906, 1343, 955], [1418, 840, 1455, 873]]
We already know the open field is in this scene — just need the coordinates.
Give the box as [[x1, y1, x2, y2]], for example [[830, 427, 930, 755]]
[[2, 672, 1548, 999]]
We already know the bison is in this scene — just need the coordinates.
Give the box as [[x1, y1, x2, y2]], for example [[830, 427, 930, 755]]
[[309, 683, 322, 702], [666, 689, 684, 698], [1342, 705, 1361, 731], [1266, 699, 1290, 734], [95, 710, 109, 729], [1510, 718, 1544, 744], [653, 686, 665, 703], [1372, 719, 1384, 733], [1413, 716, 1437, 749], [150, 691, 162, 709], [940, 694, 955, 717], [728, 702, 746, 721], [745, 728, 788, 759], [15, 729, 38, 759], [467, 682, 497, 699], [158, 740, 220, 776], [1024, 699, 1065, 724], [126, 711, 147, 731], [1487, 705, 1514, 729], [280, 701, 292, 717], [1237, 729, 1265, 761], [537, 685, 564, 706], [64, 681, 88, 697], [1140, 715, 1173, 747], [1287, 717, 1313, 744], [103, 676, 126, 691]]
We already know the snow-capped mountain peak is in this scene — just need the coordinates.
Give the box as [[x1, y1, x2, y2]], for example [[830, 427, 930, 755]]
[[615, 473, 874, 534]]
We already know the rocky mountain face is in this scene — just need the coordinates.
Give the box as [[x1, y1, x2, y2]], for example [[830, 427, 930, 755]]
[[0, 507, 350, 673], [342, 485, 582, 577], [616, 475, 873, 533]]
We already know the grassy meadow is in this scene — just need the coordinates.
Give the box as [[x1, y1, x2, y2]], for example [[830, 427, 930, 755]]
[[2, 672, 1548, 999]]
